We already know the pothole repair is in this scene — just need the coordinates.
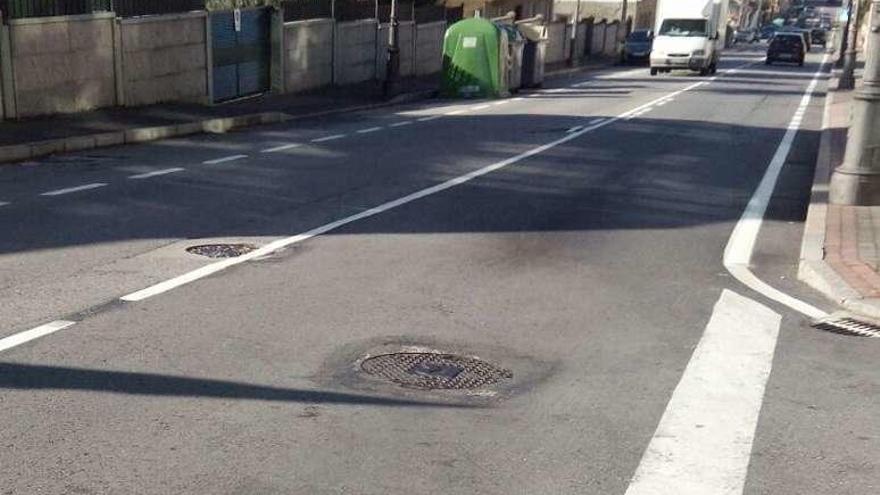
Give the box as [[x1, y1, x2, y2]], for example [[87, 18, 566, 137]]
[[186, 243, 258, 259], [360, 352, 513, 390]]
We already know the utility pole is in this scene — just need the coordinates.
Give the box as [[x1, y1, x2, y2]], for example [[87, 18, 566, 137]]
[[839, 0, 860, 89], [617, 0, 628, 61], [569, 0, 581, 66], [830, 0, 880, 205], [838, 0, 854, 68], [384, 0, 401, 98]]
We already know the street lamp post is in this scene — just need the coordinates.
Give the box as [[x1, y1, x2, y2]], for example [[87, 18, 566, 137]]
[[830, 0, 880, 205], [839, 0, 861, 89], [838, 0, 854, 68], [569, 0, 581, 66], [617, 0, 628, 62], [383, 0, 401, 98]]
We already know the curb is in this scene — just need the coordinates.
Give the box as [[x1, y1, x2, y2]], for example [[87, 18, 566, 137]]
[[0, 89, 437, 166], [797, 76, 880, 320]]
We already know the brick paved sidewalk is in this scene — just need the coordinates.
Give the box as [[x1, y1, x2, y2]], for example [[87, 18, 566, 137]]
[[799, 72, 880, 319]]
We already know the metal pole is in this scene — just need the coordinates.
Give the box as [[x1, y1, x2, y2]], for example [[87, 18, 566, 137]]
[[568, 0, 581, 66], [838, 0, 854, 68], [617, 0, 628, 62], [830, 0, 880, 205], [383, 0, 401, 98], [840, 0, 861, 89]]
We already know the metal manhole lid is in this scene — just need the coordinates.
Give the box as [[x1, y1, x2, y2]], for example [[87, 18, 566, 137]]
[[186, 243, 257, 258], [360, 352, 512, 390], [812, 316, 880, 338]]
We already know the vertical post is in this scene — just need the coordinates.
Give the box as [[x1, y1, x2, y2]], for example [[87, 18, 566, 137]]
[[617, 0, 628, 61], [839, 0, 855, 68], [568, 0, 580, 66], [840, 0, 861, 89], [383, 0, 400, 98], [830, 0, 880, 205]]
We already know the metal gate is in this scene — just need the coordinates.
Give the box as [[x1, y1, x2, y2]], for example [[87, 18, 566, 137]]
[[211, 8, 271, 102]]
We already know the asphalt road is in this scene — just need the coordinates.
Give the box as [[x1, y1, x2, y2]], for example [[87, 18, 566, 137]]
[[1, 47, 877, 494]]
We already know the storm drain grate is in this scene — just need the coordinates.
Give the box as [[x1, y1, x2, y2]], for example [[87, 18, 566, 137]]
[[812, 317, 880, 338], [360, 353, 512, 390], [186, 243, 257, 258]]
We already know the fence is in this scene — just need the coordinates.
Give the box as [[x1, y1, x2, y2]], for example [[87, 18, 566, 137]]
[[114, 0, 205, 18], [0, 0, 110, 19], [282, 0, 330, 21]]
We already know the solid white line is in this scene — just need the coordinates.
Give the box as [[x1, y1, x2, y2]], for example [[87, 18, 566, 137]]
[[311, 134, 346, 143], [588, 118, 606, 125], [566, 125, 584, 133], [128, 167, 185, 180], [0, 320, 75, 354], [260, 143, 301, 153], [393, 120, 417, 126], [446, 109, 466, 115], [625, 289, 781, 495], [492, 100, 511, 106], [120, 73, 723, 303], [357, 126, 383, 134], [723, 54, 829, 320], [40, 183, 107, 197], [203, 154, 247, 165], [471, 104, 491, 111], [0, 201, 9, 207]]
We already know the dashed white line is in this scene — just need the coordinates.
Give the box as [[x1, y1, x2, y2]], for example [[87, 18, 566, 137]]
[[128, 167, 185, 180], [393, 120, 417, 126], [203, 154, 247, 165], [471, 104, 491, 111], [566, 125, 584, 133], [120, 72, 726, 303], [357, 126, 384, 134], [0, 201, 9, 207], [311, 134, 346, 143], [0, 320, 75, 354], [445, 110, 466, 116], [261, 143, 302, 153], [588, 118, 607, 125], [40, 183, 108, 197]]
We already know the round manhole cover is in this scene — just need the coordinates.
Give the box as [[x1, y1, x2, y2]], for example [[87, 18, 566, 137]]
[[360, 352, 512, 390], [186, 243, 257, 258]]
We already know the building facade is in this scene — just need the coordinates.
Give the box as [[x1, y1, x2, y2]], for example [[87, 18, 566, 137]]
[[553, 0, 656, 28], [443, 0, 554, 20]]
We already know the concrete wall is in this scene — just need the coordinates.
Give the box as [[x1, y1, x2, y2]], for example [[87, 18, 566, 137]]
[[118, 13, 209, 107], [604, 20, 619, 57], [335, 19, 378, 86], [284, 18, 334, 93], [590, 21, 607, 56], [8, 13, 116, 118], [377, 21, 415, 80], [415, 21, 445, 76], [545, 21, 568, 64], [555, 0, 649, 26]]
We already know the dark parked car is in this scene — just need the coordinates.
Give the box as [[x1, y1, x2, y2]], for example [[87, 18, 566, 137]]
[[811, 28, 827, 48], [623, 29, 653, 64], [766, 33, 805, 66]]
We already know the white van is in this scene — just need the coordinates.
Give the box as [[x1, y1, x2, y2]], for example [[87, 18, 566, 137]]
[[650, 0, 729, 76]]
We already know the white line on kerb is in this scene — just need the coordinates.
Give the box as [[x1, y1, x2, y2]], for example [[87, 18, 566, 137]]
[[723, 54, 829, 320], [492, 100, 511, 106], [128, 167, 185, 180], [311, 134, 346, 143], [625, 289, 781, 495], [40, 183, 107, 197], [0, 320, 75, 354], [261, 143, 301, 153], [392, 120, 417, 126], [203, 154, 247, 165], [357, 126, 383, 134], [471, 104, 491, 111], [120, 72, 724, 303]]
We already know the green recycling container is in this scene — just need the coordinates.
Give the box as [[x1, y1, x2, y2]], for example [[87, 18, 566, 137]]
[[442, 17, 506, 98]]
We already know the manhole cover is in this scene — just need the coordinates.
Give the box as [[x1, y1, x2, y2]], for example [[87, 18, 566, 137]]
[[360, 352, 512, 390], [812, 316, 880, 338], [186, 243, 257, 258]]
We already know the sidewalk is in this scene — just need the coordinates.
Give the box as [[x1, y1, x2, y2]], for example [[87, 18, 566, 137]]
[[0, 75, 443, 164], [799, 70, 880, 319], [0, 58, 619, 166]]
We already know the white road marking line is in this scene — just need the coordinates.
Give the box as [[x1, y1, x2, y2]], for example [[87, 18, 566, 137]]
[[0, 201, 9, 207], [311, 134, 346, 143], [393, 120, 418, 126], [260, 143, 301, 153], [203, 154, 247, 165], [471, 104, 491, 110], [492, 100, 511, 106], [656, 100, 670, 106], [723, 54, 829, 320], [0, 320, 75, 354], [128, 167, 185, 180], [120, 72, 726, 303], [512, 97, 525, 101], [566, 125, 584, 133], [625, 289, 781, 495], [357, 126, 383, 134], [40, 183, 108, 197], [446, 109, 466, 115], [588, 118, 606, 125]]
